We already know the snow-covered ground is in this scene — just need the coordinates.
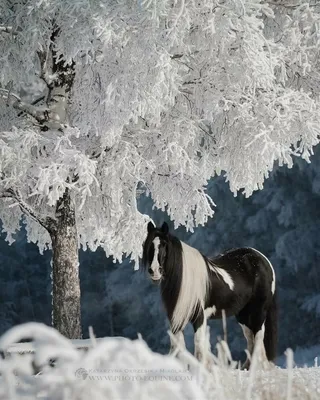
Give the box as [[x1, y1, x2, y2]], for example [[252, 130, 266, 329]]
[[0, 323, 319, 400]]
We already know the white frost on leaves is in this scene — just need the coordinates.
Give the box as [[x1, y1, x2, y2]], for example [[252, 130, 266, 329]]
[[0, 1, 320, 262]]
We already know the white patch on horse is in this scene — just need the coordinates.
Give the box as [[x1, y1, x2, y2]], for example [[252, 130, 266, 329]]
[[255, 323, 265, 340], [194, 321, 210, 364], [205, 306, 216, 318], [251, 248, 276, 294], [239, 323, 255, 369], [254, 323, 268, 364], [150, 237, 162, 280], [239, 323, 254, 354], [169, 331, 186, 355], [171, 241, 209, 333], [208, 262, 234, 290]]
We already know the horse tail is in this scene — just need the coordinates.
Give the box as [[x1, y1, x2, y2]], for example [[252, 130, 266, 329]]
[[264, 289, 278, 361]]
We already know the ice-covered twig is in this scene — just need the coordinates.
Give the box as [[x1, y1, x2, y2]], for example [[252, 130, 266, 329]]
[[0, 26, 15, 34], [286, 348, 294, 400], [37, 48, 56, 89], [0, 188, 56, 232], [0, 88, 48, 123]]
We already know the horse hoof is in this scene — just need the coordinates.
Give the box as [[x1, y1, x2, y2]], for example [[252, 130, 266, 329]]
[[241, 360, 251, 370]]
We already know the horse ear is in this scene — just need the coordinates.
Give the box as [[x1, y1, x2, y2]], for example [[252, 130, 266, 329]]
[[147, 221, 155, 233], [161, 222, 169, 234]]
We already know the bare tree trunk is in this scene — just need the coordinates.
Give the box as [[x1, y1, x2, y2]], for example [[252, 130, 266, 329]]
[[50, 189, 81, 339]]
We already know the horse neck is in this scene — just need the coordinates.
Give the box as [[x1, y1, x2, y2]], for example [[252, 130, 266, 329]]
[[161, 238, 210, 332], [160, 237, 183, 321]]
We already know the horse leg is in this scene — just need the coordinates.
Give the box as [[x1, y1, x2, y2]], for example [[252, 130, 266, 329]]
[[192, 310, 210, 365], [253, 322, 269, 367], [169, 330, 186, 356], [237, 306, 269, 370], [238, 323, 254, 370]]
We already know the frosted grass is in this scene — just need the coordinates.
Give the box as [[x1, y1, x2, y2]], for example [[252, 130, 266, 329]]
[[0, 322, 319, 400]]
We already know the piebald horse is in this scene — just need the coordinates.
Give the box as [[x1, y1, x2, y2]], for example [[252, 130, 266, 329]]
[[142, 222, 277, 369]]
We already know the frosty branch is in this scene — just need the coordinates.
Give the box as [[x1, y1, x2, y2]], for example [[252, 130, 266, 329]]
[[0, 88, 48, 124], [0, 26, 13, 34], [267, 1, 317, 8], [0, 188, 56, 233], [37, 49, 56, 90]]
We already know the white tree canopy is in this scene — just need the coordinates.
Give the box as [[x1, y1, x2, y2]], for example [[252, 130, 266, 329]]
[[0, 0, 320, 265]]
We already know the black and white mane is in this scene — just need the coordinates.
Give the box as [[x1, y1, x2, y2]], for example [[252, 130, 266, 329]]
[[142, 221, 278, 369]]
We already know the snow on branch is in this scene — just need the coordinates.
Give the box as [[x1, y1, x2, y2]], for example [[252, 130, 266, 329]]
[[0, 88, 48, 124], [37, 48, 57, 89], [0, 25, 16, 35], [0, 26, 14, 34], [0, 188, 56, 233], [268, 1, 317, 9], [1, 0, 320, 261]]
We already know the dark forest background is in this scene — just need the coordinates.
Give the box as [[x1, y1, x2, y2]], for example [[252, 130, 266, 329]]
[[1, 148, 320, 366]]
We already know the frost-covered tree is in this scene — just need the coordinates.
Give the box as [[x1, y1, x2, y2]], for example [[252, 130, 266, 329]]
[[1, 0, 320, 338]]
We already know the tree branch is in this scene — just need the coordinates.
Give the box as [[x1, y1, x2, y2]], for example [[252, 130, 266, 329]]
[[17, 95, 46, 117], [0, 88, 49, 123], [171, 54, 183, 59], [266, 1, 317, 8], [0, 26, 14, 34], [89, 146, 112, 160], [37, 49, 56, 90], [0, 188, 57, 233]]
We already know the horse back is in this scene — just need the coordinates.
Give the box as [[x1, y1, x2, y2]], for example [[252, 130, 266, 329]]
[[204, 247, 274, 317], [212, 247, 273, 285]]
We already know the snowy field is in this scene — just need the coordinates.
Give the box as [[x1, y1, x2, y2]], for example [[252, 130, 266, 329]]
[[0, 323, 319, 400]]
